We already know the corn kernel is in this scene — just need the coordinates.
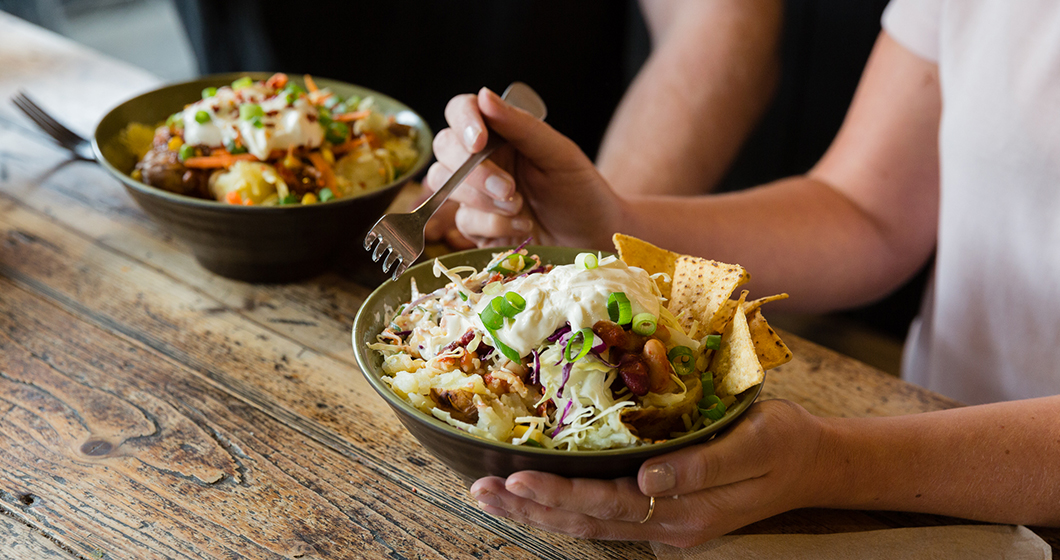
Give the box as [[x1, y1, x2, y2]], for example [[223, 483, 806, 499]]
[[512, 425, 529, 438], [301, 192, 318, 204], [321, 147, 335, 164], [167, 136, 183, 151]]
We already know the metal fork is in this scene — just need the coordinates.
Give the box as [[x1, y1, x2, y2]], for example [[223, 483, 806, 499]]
[[364, 82, 548, 281], [11, 90, 96, 161]]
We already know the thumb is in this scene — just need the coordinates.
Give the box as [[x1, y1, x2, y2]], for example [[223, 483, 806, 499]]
[[477, 87, 594, 173]]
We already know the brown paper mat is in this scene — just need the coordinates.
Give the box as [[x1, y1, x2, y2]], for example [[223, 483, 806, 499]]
[[652, 525, 1051, 560]]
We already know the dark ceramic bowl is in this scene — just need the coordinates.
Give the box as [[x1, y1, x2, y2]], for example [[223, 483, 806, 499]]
[[93, 73, 432, 283], [352, 246, 763, 483]]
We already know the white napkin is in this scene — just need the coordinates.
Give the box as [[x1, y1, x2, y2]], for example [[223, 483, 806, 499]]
[[652, 525, 1051, 560]]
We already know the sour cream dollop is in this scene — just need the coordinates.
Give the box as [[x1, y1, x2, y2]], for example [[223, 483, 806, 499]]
[[181, 84, 324, 160], [475, 256, 660, 357]]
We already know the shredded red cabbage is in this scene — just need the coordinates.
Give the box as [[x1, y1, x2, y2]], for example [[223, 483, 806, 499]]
[[546, 324, 571, 342], [399, 288, 445, 316], [557, 362, 573, 397], [552, 399, 574, 437], [513, 237, 533, 253], [530, 349, 541, 385]]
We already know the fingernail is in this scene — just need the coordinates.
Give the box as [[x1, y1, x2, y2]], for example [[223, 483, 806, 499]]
[[494, 199, 520, 213], [511, 217, 533, 232], [506, 481, 536, 500], [485, 175, 513, 200], [642, 463, 676, 494], [472, 489, 501, 508], [464, 126, 482, 150]]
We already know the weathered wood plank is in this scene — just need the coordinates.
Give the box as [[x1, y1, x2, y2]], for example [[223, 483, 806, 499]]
[[0, 278, 649, 559], [0, 512, 76, 559]]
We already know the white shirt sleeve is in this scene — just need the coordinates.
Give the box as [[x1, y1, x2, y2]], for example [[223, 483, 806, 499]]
[[882, 0, 944, 62]]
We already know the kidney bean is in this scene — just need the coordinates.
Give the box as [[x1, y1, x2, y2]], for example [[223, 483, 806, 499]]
[[593, 320, 647, 353], [642, 338, 677, 393], [618, 353, 649, 396]]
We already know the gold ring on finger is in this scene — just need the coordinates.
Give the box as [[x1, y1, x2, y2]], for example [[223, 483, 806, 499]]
[[639, 496, 656, 524]]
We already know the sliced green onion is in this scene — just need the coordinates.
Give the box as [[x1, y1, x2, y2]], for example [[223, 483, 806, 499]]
[[480, 304, 504, 331], [699, 395, 726, 421], [194, 110, 210, 124], [701, 370, 715, 396], [503, 292, 526, 313], [318, 188, 335, 202], [489, 254, 523, 274], [705, 334, 722, 350], [346, 95, 362, 109], [165, 112, 183, 128], [631, 313, 657, 336], [325, 120, 348, 144], [177, 144, 196, 162], [522, 438, 544, 448], [482, 281, 503, 295], [575, 252, 598, 270], [240, 103, 264, 121], [458, 291, 468, 301], [607, 292, 632, 325], [201, 87, 217, 99], [564, 327, 594, 363], [250, 116, 264, 128], [487, 327, 521, 362], [231, 76, 254, 90], [225, 139, 248, 155], [279, 193, 298, 205], [667, 346, 695, 376]]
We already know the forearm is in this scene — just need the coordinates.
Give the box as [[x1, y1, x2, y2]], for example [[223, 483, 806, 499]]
[[611, 175, 930, 313], [598, 0, 782, 197], [820, 396, 1060, 526]]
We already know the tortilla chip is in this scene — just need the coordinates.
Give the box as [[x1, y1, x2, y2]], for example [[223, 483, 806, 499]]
[[667, 256, 749, 333], [708, 293, 790, 335], [746, 307, 793, 370], [711, 294, 765, 397], [613, 233, 679, 300]]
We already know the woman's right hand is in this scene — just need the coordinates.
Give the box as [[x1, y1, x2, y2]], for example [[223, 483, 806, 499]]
[[423, 87, 627, 250]]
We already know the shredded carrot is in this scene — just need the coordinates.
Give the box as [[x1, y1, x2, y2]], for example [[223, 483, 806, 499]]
[[307, 152, 336, 192], [183, 153, 258, 169], [225, 190, 241, 204], [303, 74, 318, 93], [334, 110, 371, 122], [330, 136, 369, 154], [266, 73, 288, 89]]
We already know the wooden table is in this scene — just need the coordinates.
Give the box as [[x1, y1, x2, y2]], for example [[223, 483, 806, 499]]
[[0, 13, 1055, 559]]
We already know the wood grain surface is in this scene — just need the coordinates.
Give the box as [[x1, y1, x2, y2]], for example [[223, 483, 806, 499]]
[[0, 12, 1056, 559]]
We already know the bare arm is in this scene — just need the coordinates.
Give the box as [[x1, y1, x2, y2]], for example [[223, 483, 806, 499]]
[[426, 33, 939, 313], [823, 396, 1060, 526], [615, 31, 941, 311], [598, 0, 783, 196]]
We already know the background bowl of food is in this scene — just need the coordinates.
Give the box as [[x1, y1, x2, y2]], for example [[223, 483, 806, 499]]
[[93, 72, 432, 283], [352, 237, 791, 483]]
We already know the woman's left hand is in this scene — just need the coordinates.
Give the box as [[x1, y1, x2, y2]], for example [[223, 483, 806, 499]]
[[469, 400, 835, 548]]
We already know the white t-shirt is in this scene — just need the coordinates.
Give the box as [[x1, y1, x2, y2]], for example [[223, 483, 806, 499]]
[[885, 0, 1060, 404]]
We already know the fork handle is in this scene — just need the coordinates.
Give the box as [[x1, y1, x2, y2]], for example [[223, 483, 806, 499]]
[[410, 133, 505, 225]]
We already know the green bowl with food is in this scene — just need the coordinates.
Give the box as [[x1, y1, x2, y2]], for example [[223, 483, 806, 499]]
[[93, 72, 432, 282], [352, 239, 790, 482]]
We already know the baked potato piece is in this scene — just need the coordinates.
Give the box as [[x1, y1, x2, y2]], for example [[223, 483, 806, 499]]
[[620, 373, 703, 441]]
